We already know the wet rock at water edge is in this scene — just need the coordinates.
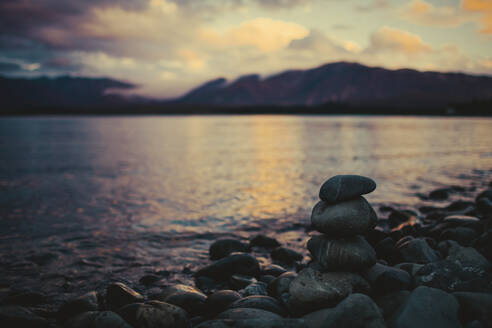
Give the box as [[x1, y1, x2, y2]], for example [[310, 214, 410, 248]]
[[397, 238, 441, 264], [106, 282, 144, 310], [152, 284, 207, 316], [195, 253, 260, 281], [311, 197, 377, 237], [319, 175, 376, 203], [363, 263, 411, 294], [139, 274, 162, 286], [453, 292, 492, 327], [118, 301, 189, 328], [210, 239, 249, 260], [250, 235, 281, 249], [205, 290, 241, 316], [0, 306, 50, 328], [389, 286, 461, 328], [307, 235, 376, 271], [57, 290, 99, 322], [229, 295, 287, 316], [303, 293, 385, 328], [271, 247, 303, 265], [288, 268, 370, 314], [65, 311, 132, 328]]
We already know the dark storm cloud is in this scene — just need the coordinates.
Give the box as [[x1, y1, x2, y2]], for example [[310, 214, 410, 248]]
[[0, 62, 22, 72]]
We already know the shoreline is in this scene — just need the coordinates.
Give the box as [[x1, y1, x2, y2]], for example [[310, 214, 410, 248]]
[[1, 177, 491, 327]]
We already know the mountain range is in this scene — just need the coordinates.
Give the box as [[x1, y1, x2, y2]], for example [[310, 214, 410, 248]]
[[1, 62, 492, 114]]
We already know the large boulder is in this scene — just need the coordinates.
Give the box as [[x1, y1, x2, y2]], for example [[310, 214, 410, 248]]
[[311, 197, 377, 237], [319, 175, 376, 203], [308, 235, 376, 271], [288, 268, 370, 314], [389, 286, 460, 328], [302, 293, 385, 328]]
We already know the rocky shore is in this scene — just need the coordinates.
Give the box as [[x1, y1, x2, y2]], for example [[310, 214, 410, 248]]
[[1, 174, 492, 328]]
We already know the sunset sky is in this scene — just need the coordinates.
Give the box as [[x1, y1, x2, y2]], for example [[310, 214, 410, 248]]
[[0, 0, 491, 98]]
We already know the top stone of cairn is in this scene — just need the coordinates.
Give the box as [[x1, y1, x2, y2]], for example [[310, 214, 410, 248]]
[[319, 175, 376, 203]]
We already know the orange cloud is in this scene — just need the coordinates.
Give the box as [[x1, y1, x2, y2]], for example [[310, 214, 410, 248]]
[[400, 0, 464, 27], [462, 0, 492, 34], [367, 26, 431, 55]]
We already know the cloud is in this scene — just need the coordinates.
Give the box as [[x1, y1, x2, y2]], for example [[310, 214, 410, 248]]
[[365, 26, 431, 55], [462, 0, 492, 34], [355, 0, 390, 12], [400, 0, 465, 27]]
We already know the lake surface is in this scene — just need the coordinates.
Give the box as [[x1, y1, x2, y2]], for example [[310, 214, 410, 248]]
[[1, 115, 492, 300]]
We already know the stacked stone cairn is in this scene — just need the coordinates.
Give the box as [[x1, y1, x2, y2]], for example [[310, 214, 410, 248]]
[[288, 175, 379, 315]]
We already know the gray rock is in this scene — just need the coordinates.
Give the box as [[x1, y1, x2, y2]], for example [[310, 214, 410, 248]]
[[106, 282, 144, 310], [217, 308, 282, 321], [271, 247, 303, 264], [261, 264, 287, 277], [0, 306, 49, 328], [58, 291, 99, 322], [288, 268, 370, 314], [250, 235, 281, 249], [308, 235, 376, 271], [363, 263, 411, 294], [389, 286, 460, 328], [118, 301, 189, 328], [397, 238, 441, 264], [443, 215, 480, 224], [267, 272, 297, 300], [477, 197, 492, 216], [196, 319, 307, 328], [210, 239, 249, 260], [311, 197, 377, 237], [319, 175, 376, 203], [65, 311, 132, 328], [195, 253, 260, 281], [205, 290, 241, 315], [440, 227, 478, 246], [241, 282, 268, 297], [446, 242, 491, 272], [453, 292, 492, 327], [230, 275, 257, 290], [375, 290, 410, 319], [303, 293, 385, 328], [229, 296, 287, 316], [152, 284, 206, 316]]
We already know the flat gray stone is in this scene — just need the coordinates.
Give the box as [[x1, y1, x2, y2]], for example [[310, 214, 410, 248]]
[[319, 175, 376, 203]]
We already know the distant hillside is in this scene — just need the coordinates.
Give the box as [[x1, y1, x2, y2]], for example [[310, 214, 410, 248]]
[[178, 62, 492, 108], [0, 75, 135, 109]]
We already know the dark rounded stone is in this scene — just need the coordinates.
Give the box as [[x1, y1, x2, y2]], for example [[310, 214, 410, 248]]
[[195, 253, 260, 281], [139, 275, 162, 286], [307, 235, 376, 271], [229, 275, 256, 290], [259, 275, 276, 285], [303, 293, 385, 328], [242, 282, 268, 297], [453, 292, 492, 327], [440, 227, 478, 246], [118, 301, 189, 328], [472, 230, 492, 261], [152, 284, 206, 316], [261, 264, 287, 277], [58, 291, 99, 322], [374, 290, 410, 319], [363, 263, 411, 294], [195, 318, 307, 328], [445, 201, 476, 212], [217, 308, 282, 321], [288, 268, 370, 314], [267, 272, 297, 300], [210, 239, 249, 260], [388, 209, 417, 227], [319, 175, 376, 203], [0, 306, 49, 328], [311, 197, 377, 237], [250, 235, 281, 249], [4, 291, 47, 306], [65, 311, 131, 328], [375, 237, 401, 264], [205, 290, 241, 316], [106, 282, 144, 310], [229, 295, 287, 316], [270, 247, 303, 265], [428, 188, 452, 200], [477, 198, 492, 216], [389, 286, 460, 328], [397, 238, 441, 264], [475, 189, 492, 203]]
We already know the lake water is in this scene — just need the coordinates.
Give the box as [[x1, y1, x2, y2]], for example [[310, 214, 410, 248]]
[[1, 115, 492, 300]]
